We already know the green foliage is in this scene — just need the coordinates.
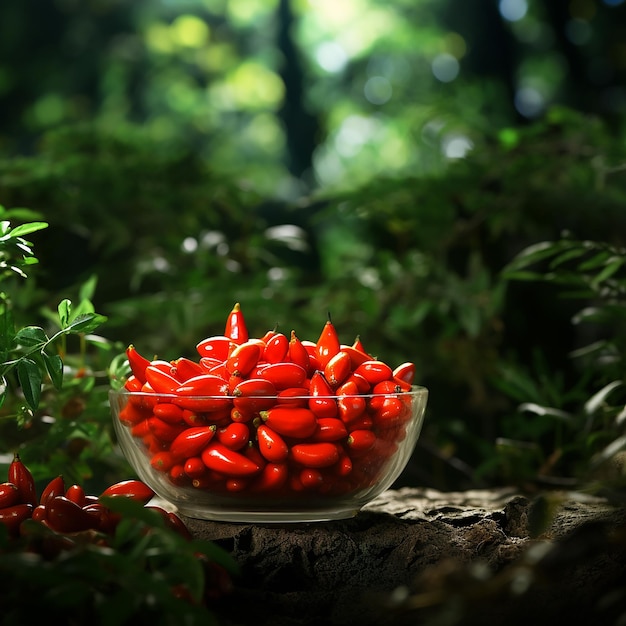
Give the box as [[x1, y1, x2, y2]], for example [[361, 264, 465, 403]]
[[0, 204, 119, 487], [3, 299, 106, 412], [488, 236, 626, 492], [0, 208, 239, 626], [4, 0, 626, 194]]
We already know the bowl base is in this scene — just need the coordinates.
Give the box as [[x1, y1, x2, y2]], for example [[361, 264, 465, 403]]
[[175, 504, 360, 523]]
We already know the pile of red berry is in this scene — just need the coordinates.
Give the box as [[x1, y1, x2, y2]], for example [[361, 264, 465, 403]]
[[117, 304, 420, 498], [0, 453, 188, 538]]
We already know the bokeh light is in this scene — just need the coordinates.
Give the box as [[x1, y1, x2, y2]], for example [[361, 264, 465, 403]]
[[315, 41, 349, 73], [515, 85, 545, 118], [499, 0, 528, 22], [431, 53, 460, 82], [364, 76, 392, 105]]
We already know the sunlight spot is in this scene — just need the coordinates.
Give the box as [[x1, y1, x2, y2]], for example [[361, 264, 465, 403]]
[[224, 62, 285, 109], [200, 231, 226, 249], [171, 15, 210, 48], [364, 76, 392, 105], [265, 225, 309, 252], [152, 256, 170, 272], [144, 22, 173, 53], [268, 267, 287, 282], [431, 54, 460, 82], [227, 0, 276, 25], [225, 259, 241, 272], [334, 115, 379, 157], [515, 86, 545, 118], [313, 147, 345, 187], [182, 237, 198, 253], [359, 267, 382, 290], [442, 134, 474, 159], [499, 0, 528, 22], [315, 41, 348, 73]]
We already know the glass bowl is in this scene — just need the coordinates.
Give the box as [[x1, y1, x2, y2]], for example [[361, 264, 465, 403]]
[[109, 386, 428, 523]]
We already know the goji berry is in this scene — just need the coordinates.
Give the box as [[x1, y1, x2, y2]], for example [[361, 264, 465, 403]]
[[170, 425, 217, 461], [290, 442, 340, 468], [9, 453, 37, 506], [201, 443, 261, 477], [0, 482, 19, 509], [262, 332, 289, 364], [256, 424, 289, 463], [315, 317, 341, 368], [226, 341, 262, 377], [100, 480, 155, 504], [260, 406, 318, 439], [126, 344, 151, 384], [224, 302, 249, 345], [217, 422, 250, 451], [196, 335, 234, 361], [323, 350, 352, 388], [393, 361, 416, 385]]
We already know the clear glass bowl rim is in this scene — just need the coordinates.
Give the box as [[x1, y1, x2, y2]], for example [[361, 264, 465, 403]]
[[109, 384, 428, 401]]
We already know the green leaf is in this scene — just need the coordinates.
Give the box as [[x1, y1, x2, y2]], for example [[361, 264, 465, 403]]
[[8, 222, 48, 237], [0, 207, 44, 222], [70, 298, 95, 319], [17, 358, 42, 410], [591, 258, 623, 287], [65, 313, 107, 334], [42, 350, 63, 390], [58, 299, 72, 328], [0, 375, 7, 409], [579, 250, 611, 270], [8, 266, 27, 279], [584, 380, 623, 416], [518, 402, 575, 422], [14, 326, 48, 347], [504, 241, 565, 271], [15, 241, 34, 256], [549, 247, 587, 269], [78, 274, 98, 302]]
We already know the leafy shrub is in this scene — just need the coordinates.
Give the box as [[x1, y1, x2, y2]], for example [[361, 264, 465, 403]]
[[489, 236, 626, 493]]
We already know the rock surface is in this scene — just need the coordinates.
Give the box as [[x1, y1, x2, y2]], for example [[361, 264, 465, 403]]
[[183, 487, 626, 626]]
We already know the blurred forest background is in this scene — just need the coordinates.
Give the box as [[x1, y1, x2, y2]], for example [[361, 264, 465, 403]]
[[1, 0, 626, 493]]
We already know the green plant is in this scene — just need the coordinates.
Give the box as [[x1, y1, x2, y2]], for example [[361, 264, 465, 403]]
[[0, 207, 118, 485], [488, 236, 626, 492], [0, 205, 239, 624]]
